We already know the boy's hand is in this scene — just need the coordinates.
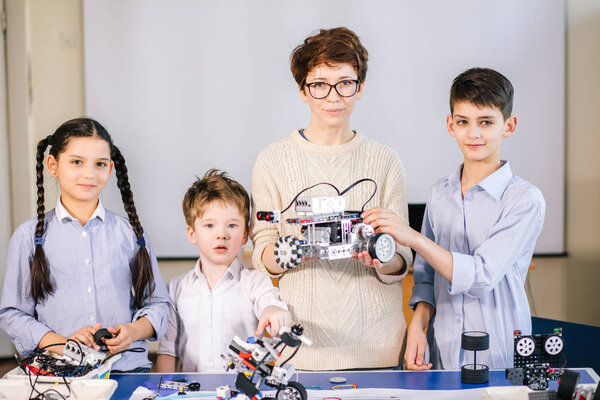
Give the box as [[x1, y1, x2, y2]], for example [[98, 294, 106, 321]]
[[69, 322, 102, 351], [404, 324, 433, 371], [105, 323, 136, 354], [361, 207, 417, 248], [255, 305, 291, 337]]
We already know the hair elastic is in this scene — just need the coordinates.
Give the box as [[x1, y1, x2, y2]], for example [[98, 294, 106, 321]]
[[34, 237, 43, 246], [304, 385, 321, 390], [136, 237, 146, 247], [46, 135, 54, 145], [332, 384, 357, 390]]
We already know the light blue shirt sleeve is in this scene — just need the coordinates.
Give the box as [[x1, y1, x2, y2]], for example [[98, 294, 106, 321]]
[[409, 203, 436, 310], [0, 223, 53, 354], [450, 197, 546, 298]]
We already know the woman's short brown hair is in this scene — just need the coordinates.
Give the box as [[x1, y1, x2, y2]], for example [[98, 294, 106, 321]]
[[182, 169, 250, 229], [290, 27, 369, 88]]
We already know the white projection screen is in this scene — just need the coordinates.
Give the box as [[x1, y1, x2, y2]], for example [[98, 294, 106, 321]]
[[83, 0, 565, 257]]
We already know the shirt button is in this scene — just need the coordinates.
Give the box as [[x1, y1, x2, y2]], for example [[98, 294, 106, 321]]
[[207, 324, 211, 329], [87, 287, 92, 293], [82, 231, 87, 237], [456, 318, 461, 323], [84, 258, 90, 264], [89, 315, 95, 322]]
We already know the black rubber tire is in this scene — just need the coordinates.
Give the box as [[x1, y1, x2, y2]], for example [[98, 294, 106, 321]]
[[276, 381, 307, 400], [461, 331, 489, 351], [461, 364, 489, 384], [187, 382, 201, 391], [281, 331, 301, 347], [93, 328, 113, 346], [367, 233, 396, 263], [592, 381, 600, 400], [557, 369, 580, 400]]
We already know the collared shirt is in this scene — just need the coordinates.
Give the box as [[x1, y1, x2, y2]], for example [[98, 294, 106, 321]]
[[410, 161, 545, 369], [0, 199, 170, 371], [158, 258, 288, 372]]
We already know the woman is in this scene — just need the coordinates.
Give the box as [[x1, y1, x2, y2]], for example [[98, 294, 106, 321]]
[[250, 27, 412, 370]]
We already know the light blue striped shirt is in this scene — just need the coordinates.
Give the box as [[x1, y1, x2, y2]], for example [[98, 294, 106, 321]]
[[409, 161, 545, 369], [0, 199, 169, 371]]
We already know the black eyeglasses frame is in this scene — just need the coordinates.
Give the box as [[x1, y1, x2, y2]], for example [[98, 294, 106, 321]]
[[304, 79, 360, 99]]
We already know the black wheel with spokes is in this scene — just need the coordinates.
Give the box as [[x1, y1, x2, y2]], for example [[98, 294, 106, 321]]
[[276, 381, 307, 400]]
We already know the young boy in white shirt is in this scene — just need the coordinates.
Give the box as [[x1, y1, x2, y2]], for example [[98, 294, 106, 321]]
[[156, 169, 290, 372], [362, 68, 545, 369]]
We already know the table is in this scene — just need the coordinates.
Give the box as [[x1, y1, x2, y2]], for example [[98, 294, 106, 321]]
[[111, 368, 599, 399]]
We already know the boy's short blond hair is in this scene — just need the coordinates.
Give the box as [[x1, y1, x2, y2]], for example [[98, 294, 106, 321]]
[[182, 169, 250, 229]]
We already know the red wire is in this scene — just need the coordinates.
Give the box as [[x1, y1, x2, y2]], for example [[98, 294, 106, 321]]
[[547, 355, 568, 371]]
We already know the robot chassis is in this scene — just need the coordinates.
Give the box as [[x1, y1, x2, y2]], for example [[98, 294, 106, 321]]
[[218, 325, 311, 400], [257, 195, 397, 269], [506, 329, 567, 391]]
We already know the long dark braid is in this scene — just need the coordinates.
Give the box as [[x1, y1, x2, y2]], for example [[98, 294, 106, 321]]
[[31, 137, 54, 303], [111, 144, 154, 308]]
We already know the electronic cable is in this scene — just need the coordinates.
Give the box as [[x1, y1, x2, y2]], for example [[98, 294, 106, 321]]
[[101, 346, 145, 365], [16, 339, 145, 399], [279, 178, 378, 216], [339, 178, 377, 211], [280, 182, 341, 214], [279, 345, 300, 368]]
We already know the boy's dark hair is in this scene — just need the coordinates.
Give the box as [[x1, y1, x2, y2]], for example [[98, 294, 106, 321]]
[[182, 169, 250, 230], [290, 27, 369, 88], [450, 67, 514, 119], [33, 117, 154, 309]]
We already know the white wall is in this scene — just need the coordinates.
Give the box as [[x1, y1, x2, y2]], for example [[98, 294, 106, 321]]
[[1, 0, 85, 357], [0, 0, 15, 357], [82, 0, 566, 257]]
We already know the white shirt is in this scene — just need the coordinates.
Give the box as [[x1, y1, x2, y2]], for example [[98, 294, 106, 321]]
[[157, 258, 288, 372]]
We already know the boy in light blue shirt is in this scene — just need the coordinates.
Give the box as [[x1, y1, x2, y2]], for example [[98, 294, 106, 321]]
[[362, 68, 545, 369]]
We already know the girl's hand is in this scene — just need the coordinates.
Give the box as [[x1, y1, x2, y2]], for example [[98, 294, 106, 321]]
[[105, 323, 136, 354], [361, 207, 417, 248], [69, 322, 102, 351], [255, 306, 291, 337], [404, 324, 433, 371]]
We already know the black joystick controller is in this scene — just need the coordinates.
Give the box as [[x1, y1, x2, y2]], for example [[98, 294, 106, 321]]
[[93, 328, 114, 350]]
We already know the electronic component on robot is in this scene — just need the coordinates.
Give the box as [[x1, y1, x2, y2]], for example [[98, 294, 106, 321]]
[[219, 324, 311, 400], [62, 341, 108, 367], [294, 196, 346, 215], [514, 328, 564, 367], [460, 331, 490, 384], [159, 378, 201, 393], [257, 180, 396, 270], [507, 328, 566, 391]]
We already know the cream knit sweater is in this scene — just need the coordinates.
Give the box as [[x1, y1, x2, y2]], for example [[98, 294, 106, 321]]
[[250, 130, 413, 370]]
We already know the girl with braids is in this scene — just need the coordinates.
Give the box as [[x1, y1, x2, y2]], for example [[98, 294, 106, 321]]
[[0, 117, 169, 372]]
